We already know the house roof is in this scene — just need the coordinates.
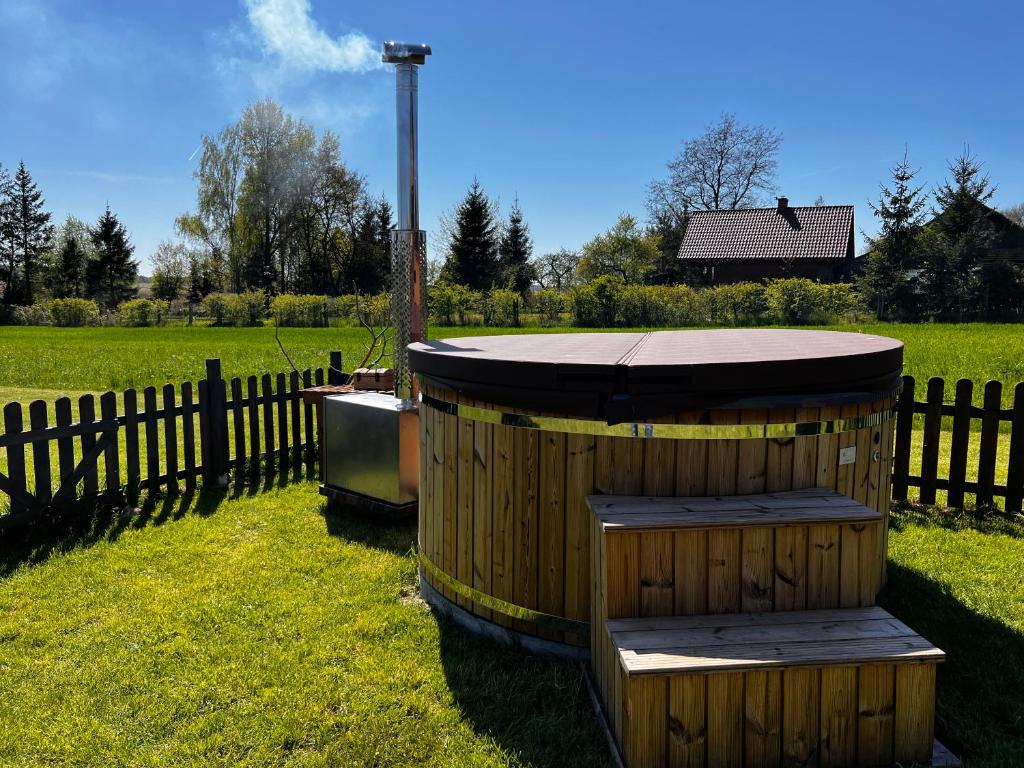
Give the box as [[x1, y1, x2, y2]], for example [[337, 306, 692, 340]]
[[677, 204, 855, 262]]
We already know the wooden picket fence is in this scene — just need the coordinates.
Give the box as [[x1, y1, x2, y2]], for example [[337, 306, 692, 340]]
[[0, 354, 346, 530]]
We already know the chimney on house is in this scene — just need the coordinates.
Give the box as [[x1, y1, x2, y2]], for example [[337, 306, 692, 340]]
[[777, 196, 790, 212]]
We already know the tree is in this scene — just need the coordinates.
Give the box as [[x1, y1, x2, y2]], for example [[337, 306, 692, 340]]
[[497, 198, 535, 296], [441, 179, 500, 290], [46, 216, 94, 299], [859, 151, 928, 319], [150, 241, 190, 301], [648, 113, 782, 223], [87, 206, 138, 310], [1001, 202, 1024, 227], [578, 214, 661, 285], [2, 162, 53, 304], [531, 248, 579, 292]]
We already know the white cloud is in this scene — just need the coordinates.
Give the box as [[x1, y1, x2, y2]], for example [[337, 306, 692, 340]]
[[243, 0, 381, 75]]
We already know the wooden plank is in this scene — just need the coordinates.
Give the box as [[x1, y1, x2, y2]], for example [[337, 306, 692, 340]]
[[891, 376, 915, 501], [947, 379, 973, 508], [276, 372, 288, 469], [706, 672, 743, 768], [181, 382, 196, 491], [668, 674, 706, 768], [806, 524, 840, 610], [857, 664, 895, 767], [163, 384, 178, 495], [231, 377, 245, 472], [625, 675, 667, 768], [564, 432, 595, 643], [792, 406, 819, 490], [977, 379, 1002, 506], [744, 670, 781, 768], [443, 404, 458, 603], [198, 379, 210, 485], [919, 377, 944, 504], [29, 400, 52, 505], [80, 395, 99, 497], [766, 409, 795, 493], [122, 391, 139, 501], [491, 421, 514, 629], [836, 402, 859, 499], [1005, 382, 1024, 512], [538, 430, 565, 640], [289, 370, 301, 465], [247, 375, 260, 474], [3, 402, 29, 514], [839, 522, 869, 608], [512, 423, 539, 630], [819, 666, 856, 767], [99, 392, 119, 497], [741, 527, 773, 613], [705, 409, 739, 495], [736, 408, 768, 494], [639, 531, 674, 617], [457, 404, 475, 611], [302, 369, 315, 467], [431, 392, 446, 600], [894, 664, 936, 766], [708, 528, 741, 614], [878, 399, 894, 587], [261, 373, 275, 467], [473, 400, 494, 622], [674, 411, 708, 496], [782, 668, 819, 767], [673, 530, 707, 616], [608, 606, 894, 634], [853, 402, 874, 505], [643, 435, 676, 496], [816, 404, 841, 491], [142, 386, 159, 491], [773, 526, 806, 611]]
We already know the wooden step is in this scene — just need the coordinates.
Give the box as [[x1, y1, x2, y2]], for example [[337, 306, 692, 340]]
[[606, 608, 944, 768]]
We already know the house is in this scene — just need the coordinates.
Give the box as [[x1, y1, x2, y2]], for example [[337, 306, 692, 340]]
[[676, 198, 855, 284]]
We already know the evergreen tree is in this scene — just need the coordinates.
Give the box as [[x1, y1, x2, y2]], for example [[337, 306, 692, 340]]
[[859, 152, 928, 320], [441, 179, 500, 290], [497, 198, 535, 296], [0, 163, 14, 303], [47, 216, 92, 298], [87, 206, 138, 310], [4, 162, 53, 304]]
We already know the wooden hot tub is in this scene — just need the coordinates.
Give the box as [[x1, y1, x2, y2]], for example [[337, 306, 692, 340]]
[[408, 330, 903, 653]]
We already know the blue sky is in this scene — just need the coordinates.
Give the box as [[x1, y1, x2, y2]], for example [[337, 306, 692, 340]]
[[1, 0, 1022, 272]]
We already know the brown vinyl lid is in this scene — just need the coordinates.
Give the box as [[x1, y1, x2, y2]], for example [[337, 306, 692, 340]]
[[408, 330, 904, 419]]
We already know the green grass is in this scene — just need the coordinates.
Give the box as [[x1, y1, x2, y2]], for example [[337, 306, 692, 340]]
[[0, 483, 612, 767], [882, 505, 1024, 766]]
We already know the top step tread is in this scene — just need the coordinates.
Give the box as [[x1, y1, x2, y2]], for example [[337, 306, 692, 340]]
[[610, 607, 944, 676], [588, 488, 879, 532]]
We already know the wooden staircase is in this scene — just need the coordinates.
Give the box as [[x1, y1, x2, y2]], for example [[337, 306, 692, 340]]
[[588, 489, 947, 768]]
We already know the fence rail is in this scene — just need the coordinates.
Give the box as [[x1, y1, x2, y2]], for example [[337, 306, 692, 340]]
[[3, 368, 1024, 527]]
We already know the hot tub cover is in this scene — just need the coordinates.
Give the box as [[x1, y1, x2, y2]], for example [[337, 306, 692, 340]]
[[408, 329, 903, 421]]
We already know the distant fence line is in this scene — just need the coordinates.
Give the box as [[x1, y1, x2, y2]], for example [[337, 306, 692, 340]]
[[2, 369, 1023, 528]]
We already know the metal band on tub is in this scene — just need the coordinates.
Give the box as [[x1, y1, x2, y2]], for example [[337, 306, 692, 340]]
[[418, 551, 590, 634], [419, 394, 895, 440]]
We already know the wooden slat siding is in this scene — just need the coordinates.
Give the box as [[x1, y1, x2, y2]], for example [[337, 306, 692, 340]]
[[919, 376, 945, 504], [668, 674, 706, 767], [3, 403, 28, 514], [538, 430, 566, 641], [640, 531, 674, 617], [247, 376, 260, 475], [782, 668, 819, 767], [792, 406, 818, 490], [302, 369, 314, 467], [744, 669, 781, 768], [261, 374, 275, 468], [29, 401, 52, 505], [564, 432, 595, 643], [431, 391, 446, 599], [891, 376, 915, 501], [99, 392, 119, 498], [857, 664, 896, 767], [513, 421, 540, 632], [231, 378, 245, 472], [674, 530, 707, 615], [181, 383, 196, 492], [419, 386, 431, 568], [625, 676, 667, 768], [894, 664, 936, 765], [473, 398, 494, 622], [736, 408, 768, 494], [456, 396, 474, 611], [443, 394, 458, 604], [276, 372, 288, 469], [773, 525, 807, 611], [643, 434, 676, 496], [977, 379, 1002, 506], [706, 409, 739, 496], [839, 522, 865, 608], [674, 410, 708, 496], [947, 379, 974, 508], [815, 404, 841, 491], [706, 672, 743, 768], [142, 387, 159, 492], [606, 532, 640, 744], [878, 398, 895, 587], [1007, 382, 1024, 512], [79, 395, 99, 497], [741, 527, 774, 612], [289, 371, 301, 465], [55, 397, 76, 503], [835, 402, 859, 499], [806, 524, 840, 610], [819, 666, 857, 767], [162, 384, 179, 495], [765, 408, 795, 493], [852, 401, 873, 505], [707, 528, 741, 614]]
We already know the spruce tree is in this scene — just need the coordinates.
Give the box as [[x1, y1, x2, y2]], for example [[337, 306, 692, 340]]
[[87, 206, 138, 310], [859, 152, 928, 320], [442, 179, 500, 290], [47, 216, 92, 298], [498, 198, 535, 296], [5, 162, 53, 305], [0, 163, 14, 303]]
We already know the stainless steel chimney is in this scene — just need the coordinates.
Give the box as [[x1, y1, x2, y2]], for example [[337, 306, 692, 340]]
[[383, 41, 431, 404]]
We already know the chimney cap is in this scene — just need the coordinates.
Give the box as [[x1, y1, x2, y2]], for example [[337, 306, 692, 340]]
[[777, 196, 790, 211], [383, 41, 432, 65]]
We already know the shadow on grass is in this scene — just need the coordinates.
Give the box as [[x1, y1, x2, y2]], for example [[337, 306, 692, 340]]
[[880, 561, 1024, 765], [315, 498, 415, 556], [891, 501, 1024, 540], [435, 621, 614, 768]]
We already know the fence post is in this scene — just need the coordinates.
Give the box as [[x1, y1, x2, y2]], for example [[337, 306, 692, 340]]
[[328, 351, 343, 384], [1006, 382, 1024, 513], [891, 376, 915, 502], [202, 358, 229, 489]]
